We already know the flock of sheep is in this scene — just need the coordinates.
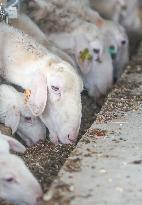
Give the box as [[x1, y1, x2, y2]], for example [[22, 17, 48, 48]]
[[0, 0, 142, 204]]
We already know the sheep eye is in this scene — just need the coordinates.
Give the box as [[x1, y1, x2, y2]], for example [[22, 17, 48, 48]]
[[121, 40, 126, 45], [5, 177, 15, 183], [51, 86, 59, 92], [25, 117, 32, 121]]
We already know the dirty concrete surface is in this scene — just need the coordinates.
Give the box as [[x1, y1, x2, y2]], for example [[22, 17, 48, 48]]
[[42, 45, 142, 205]]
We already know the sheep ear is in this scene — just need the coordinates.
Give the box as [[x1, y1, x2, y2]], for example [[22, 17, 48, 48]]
[[27, 72, 47, 116], [74, 35, 92, 74], [5, 106, 20, 134], [0, 133, 26, 153]]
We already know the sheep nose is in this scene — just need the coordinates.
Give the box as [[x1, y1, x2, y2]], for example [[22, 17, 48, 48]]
[[68, 129, 79, 143]]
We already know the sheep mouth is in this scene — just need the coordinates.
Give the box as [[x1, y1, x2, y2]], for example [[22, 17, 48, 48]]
[[57, 136, 76, 145]]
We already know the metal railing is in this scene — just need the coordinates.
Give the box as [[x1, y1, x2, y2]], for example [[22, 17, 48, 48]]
[[0, 0, 21, 23]]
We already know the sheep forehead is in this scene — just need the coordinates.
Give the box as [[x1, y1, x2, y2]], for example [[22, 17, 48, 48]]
[[47, 59, 82, 91], [115, 32, 125, 43], [107, 25, 123, 43], [0, 155, 20, 166], [52, 70, 79, 91], [0, 160, 8, 175], [90, 39, 103, 49], [0, 155, 26, 176], [0, 157, 16, 177], [49, 60, 79, 80], [0, 138, 10, 153]]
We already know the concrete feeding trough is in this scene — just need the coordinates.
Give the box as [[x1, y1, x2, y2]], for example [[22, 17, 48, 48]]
[[42, 43, 142, 205]]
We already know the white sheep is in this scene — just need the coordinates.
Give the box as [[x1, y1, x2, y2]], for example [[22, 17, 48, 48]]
[[0, 23, 83, 144], [95, 19, 129, 81], [0, 132, 43, 205], [0, 84, 46, 146], [0, 155, 43, 205]]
